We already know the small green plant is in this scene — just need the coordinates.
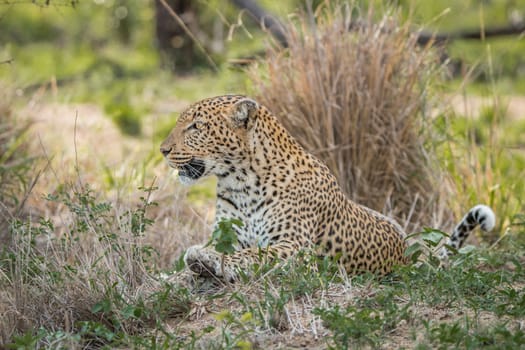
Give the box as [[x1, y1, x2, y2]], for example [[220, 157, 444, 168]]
[[5, 329, 45, 350], [314, 305, 383, 349], [269, 250, 341, 296], [208, 218, 242, 255], [206, 218, 243, 278], [405, 227, 450, 266], [421, 320, 525, 349], [494, 287, 525, 318], [229, 251, 344, 333], [213, 310, 255, 350], [356, 288, 413, 333], [404, 225, 489, 271]]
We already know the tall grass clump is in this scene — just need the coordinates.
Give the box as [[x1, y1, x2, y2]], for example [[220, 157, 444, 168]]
[[0, 83, 34, 244], [249, 2, 450, 231]]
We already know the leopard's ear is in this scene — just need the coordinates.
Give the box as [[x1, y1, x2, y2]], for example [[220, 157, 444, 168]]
[[230, 98, 259, 129]]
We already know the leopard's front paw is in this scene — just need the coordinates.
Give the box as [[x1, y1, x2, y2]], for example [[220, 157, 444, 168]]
[[183, 245, 237, 282], [184, 245, 220, 276]]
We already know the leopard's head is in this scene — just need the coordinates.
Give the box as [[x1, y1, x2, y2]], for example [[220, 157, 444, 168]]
[[160, 95, 259, 184]]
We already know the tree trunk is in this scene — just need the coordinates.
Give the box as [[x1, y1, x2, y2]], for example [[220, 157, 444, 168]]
[[154, 0, 197, 72]]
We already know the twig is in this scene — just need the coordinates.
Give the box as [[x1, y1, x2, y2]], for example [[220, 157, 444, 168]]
[[0, 58, 14, 65], [158, 0, 218, 72], [73, 110, 83, 188], [0, 0, 76, 6], [489, 227, 511, 250]]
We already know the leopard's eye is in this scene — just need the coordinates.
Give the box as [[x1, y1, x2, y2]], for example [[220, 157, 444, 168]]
[[186, 121, 203, 132]]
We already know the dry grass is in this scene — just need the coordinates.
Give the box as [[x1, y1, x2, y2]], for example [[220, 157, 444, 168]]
[[249, 2, 453, 231], [0, 83, 34, 243]]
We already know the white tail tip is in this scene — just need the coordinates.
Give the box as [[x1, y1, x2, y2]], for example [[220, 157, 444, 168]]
[[472, 204, 496, 232]]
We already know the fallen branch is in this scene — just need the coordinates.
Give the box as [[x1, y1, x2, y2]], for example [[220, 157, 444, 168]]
[[230, 0, 525, 48], [229, 0, 288, 47], [416, 22, 525, 45]]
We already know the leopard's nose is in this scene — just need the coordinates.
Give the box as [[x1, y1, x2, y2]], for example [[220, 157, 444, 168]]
[[160, 146, 172, 157]]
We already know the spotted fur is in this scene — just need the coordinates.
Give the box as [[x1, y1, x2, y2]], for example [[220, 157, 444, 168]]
[[439, 204, 495, 259], [160, 95, 495, 281]]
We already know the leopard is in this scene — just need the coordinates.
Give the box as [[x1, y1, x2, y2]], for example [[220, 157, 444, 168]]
[[160, 94, 496, 282]]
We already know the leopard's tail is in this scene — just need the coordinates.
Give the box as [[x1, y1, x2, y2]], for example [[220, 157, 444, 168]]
[[440, 204, 496, 259]]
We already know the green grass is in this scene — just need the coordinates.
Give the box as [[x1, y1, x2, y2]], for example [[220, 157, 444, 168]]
[[312, 247, 525, 349], [433, 97, 525, 234]]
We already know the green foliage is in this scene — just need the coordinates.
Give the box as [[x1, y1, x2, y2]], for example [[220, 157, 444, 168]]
[[208, 218, 243, 255], [315, 286, 414, 349], [3, 188, 525, 348], [398, 238, 525, 317], [405, 228, 449, 265], [309, 232, 525, 349], [5, 328, 45, 350], [434, 100, 525, 237], [268, 251, 342, 296], [105, 102, 142, 136], [494, 287, 525, 318], [421, 321, 525, 350], [314, 305, 383, 349]]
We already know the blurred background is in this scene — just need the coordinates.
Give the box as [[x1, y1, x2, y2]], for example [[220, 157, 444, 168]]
[[2, 0, 525, 101]]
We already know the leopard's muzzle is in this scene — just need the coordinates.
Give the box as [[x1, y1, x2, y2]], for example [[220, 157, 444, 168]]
[[178, 158, 206, 180]]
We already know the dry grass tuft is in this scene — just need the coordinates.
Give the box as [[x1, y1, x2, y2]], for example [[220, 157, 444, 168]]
[[249, 2, 453, 231]]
